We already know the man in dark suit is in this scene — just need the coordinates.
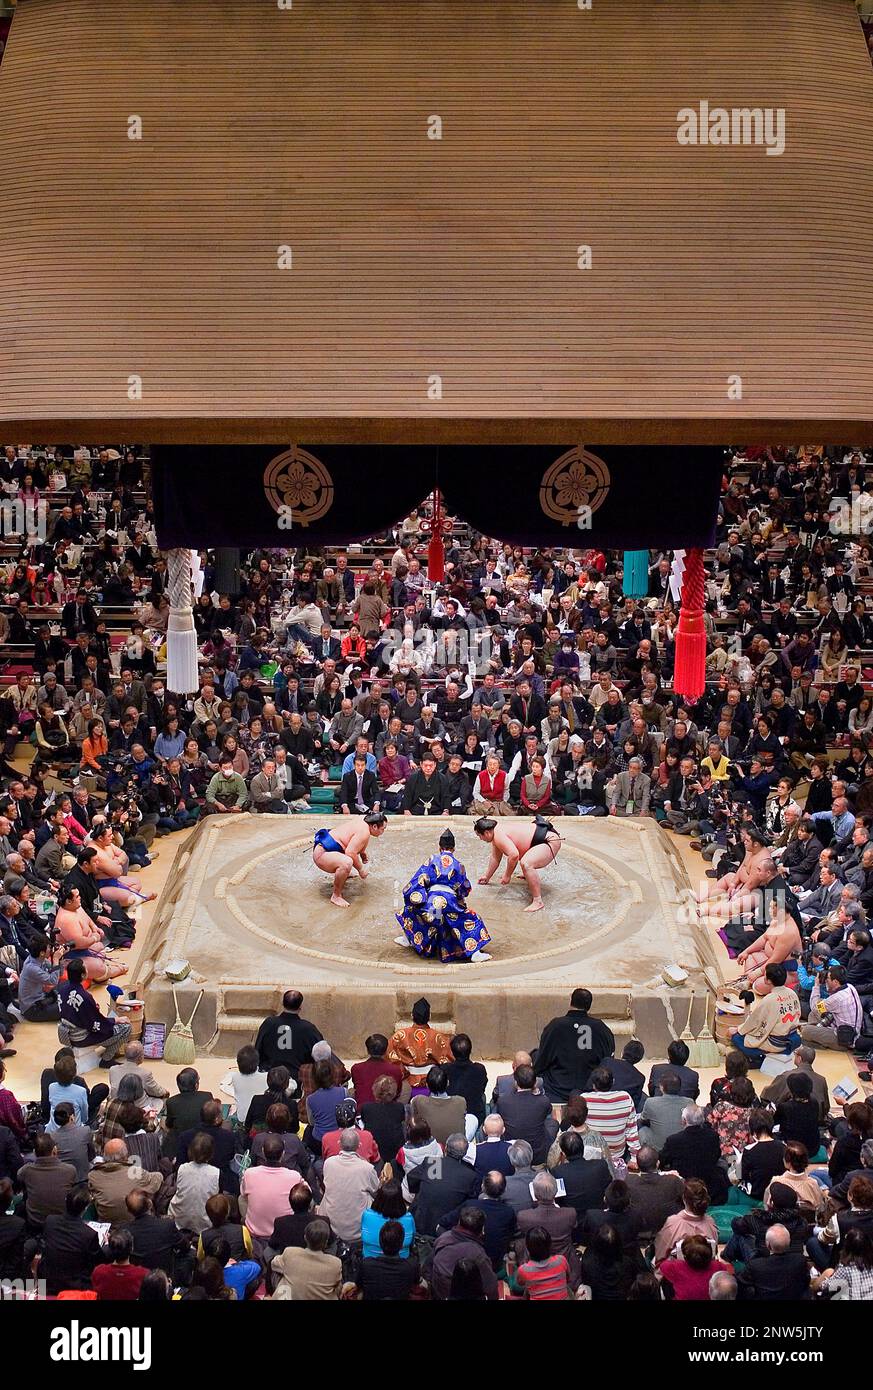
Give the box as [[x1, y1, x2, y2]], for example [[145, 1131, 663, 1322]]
[[0, 1177, 25, 1280], [782, 819, 825, 887], [470, 1117, 514, 1177], [647, 1042, 700, 1101], [835, 669, 865, 715], [549, 1131, 611, 1231], [624, 1146, 684, 1237], [126, 1190, 192, 1277], [335, 555, 356, 605], [648, 559, 671, 601], [177, 1099, 239, 1193], [67, 787, 97, 836], [314, 624, 342, 664], [339, 755, 381, 814], [60, 590, 99, 640], [440, 1171, 517, 1264], [508, 680, 547, 736], [118, 669, 147, 714], [275, 673, 303, 717], [618, 613, 653, 649], [534, 988, 615, 1103], [769, 598, 798, 646], [408, 1134, 481, 1236], [659, 1105, 728, 1204], [161, 1069, 215, 1160], [604, 1041, 646, 1110], [825, 1141, 873, 1212], [738, 1224, 811, 1300], [839, 929, 873, 1000], [413, 708, 447, 759], [496, 1063, 556, 1166], [40, 1188, 101, 1294], [145, 682, 169, 737], [125, 536, 153, 576], [277, 713, 316, 781], [435, 680, 470, 737], [444, 1033, 488, 1127], [269, 1183, 320, 1253], [826, 563, 855, 606], [0, 1125, 23, 1184], [760, 564, 787, 606], [789, 715, 828, 772]]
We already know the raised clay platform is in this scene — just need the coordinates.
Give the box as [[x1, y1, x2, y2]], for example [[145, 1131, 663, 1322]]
[[136, 815, 722, 1058]]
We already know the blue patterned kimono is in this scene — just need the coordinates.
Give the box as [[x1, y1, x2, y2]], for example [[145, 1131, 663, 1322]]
[[396, 851, 492, 962]]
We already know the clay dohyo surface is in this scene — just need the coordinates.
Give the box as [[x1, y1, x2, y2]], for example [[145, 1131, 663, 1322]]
[[143, 815, 707, 989]]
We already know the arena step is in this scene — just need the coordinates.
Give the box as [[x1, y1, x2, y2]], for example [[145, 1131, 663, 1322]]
[[213, 1009, 638, 1047], [207, 982, 640, 1059], [607, 1017, 636, 1038], [215, 1011, 263, 1035]]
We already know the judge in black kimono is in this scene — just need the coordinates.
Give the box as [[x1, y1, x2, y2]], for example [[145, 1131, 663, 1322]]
[[403, 751, 451, 816]]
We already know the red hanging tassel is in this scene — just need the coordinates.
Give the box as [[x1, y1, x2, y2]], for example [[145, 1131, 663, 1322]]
[[427, 487, 445, 583], [673, 547, 707, 704], [427, 534, 445, 584]]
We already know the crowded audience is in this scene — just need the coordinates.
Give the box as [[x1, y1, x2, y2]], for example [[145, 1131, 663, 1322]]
[[0, 440, 871, 1300], [0, 982, 870, 1302]]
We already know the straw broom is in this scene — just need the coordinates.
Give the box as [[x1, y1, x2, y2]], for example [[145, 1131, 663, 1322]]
[[163, 987, 204, 1066], [679, 995, 695, 1050], [688, 992, 721, 1068]]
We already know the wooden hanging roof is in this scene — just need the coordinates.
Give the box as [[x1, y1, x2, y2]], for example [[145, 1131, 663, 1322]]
[[1, 0, 872, 445]]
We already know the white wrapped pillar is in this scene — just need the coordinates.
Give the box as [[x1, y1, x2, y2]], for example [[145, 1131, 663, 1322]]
[[166, 547, 199, 695], [190, 549, 205, 599]]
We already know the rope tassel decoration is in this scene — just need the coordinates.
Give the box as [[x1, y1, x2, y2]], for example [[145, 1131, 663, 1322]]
[[166, 547, 200, 696], [673, 546, 706, 703]]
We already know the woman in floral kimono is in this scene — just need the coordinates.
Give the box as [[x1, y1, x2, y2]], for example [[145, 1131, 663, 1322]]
[[394, 830, 492, 962]]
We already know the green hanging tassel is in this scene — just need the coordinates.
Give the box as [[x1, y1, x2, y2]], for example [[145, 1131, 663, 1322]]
[[623, 549, 649, 600]]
